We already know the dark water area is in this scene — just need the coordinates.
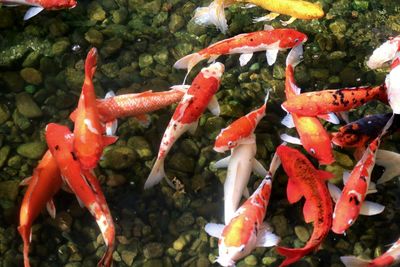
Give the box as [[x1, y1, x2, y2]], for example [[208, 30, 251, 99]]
[[0, 0, 400, 266]]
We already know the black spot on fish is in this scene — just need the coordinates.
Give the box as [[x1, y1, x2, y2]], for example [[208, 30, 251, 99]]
[[71, 151, 77, 161], [360, 99, 366, 104], [55, 145, 60, 151], [352, 98, 358, 104], [360, 175, 367, 182], [349, 195, 360, 206]]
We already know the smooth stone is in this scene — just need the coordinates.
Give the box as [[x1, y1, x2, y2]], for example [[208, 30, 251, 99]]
[[17, 142, 47, 159], [15, 92, 43, 118], [0, 104, 10, 124], [20, 68, 43, 85], [0, 146, 10, 168], [294, 226, 310, 243], [143, 242, 164, 259], [0, 180, 19, 201]]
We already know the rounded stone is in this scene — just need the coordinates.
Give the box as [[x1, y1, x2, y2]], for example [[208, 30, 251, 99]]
[[294, 226, 310, 243], [16, 142, 47, 159], [15, 92, 43, 118], [143, 242, 164, 259], [244, 255, 258, 266], [20, 68, 43, 85]]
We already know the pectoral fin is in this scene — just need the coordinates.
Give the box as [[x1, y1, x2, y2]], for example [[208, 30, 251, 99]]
[[280, 134, 302, 145], [281, 113, 295, 128], [252, 159, 267, 177], [24, 6, 44, 20], [204, 223, 225, 238], [360, 201, 385, 216], [207, 96, 220, 116], [287, 178, 303, 204], [256, 223, 280, 247], [328, 183, 342, 203], [239, 53, 253, 66], [46, 199, 56, 219], [266, 43, 280, 65], [187, 120, 199, 135], [214, 156, 231, 169], [303, 199, 317, 223]]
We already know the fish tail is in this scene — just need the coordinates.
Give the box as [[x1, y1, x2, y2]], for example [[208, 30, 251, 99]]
[[375, 149, 400, 184], [144, 158, 166, 189], [340, 256, 370, 267], [286, 44, 303, 67], [85, 47, 98, 79], [193, 0, 228, 33], [276, 246, 312, 267], [97, 223, 115, 267], [18, 225, 31, 267]]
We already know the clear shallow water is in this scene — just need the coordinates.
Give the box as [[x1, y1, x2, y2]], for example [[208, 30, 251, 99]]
[[0, 0, 399, 266]]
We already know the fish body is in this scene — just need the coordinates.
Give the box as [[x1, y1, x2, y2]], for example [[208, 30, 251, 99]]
[[367, 35, 400, 69], [0, 0, 76, 20], [96, 88, 185, 123], [276, 145, 333, 267], [331, 113, 394, 148], [144, 62, 225, 189], [205, 153, 281, 267], [283, 44, 334, 165], [71, 48, 117, 169], [174, 28, 307, 74], [18, 150, 62, 267], [281, 84, 388, 117], [45, 123, 115, 267], [385, 56, 400, 114], [341, 238, 400, 267]]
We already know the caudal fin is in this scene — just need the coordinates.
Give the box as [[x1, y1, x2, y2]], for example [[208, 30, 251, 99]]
[[193, 0, 228, 33], [375, 149, 400, 184], [340, 256, 371, 267], [85, 48, 98, 79], [18, 225, 31, 267], [144, 158, 166, 189], [276, 246, 312, 267]]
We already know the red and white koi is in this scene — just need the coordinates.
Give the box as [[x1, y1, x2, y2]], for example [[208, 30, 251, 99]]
[[276, 144, 333, 267], [385, 55, 400, 114], [18, 150, 62, 267], [205, 153, 281, 267], [144, 62, 225, 189], [281, 44, 335, 165], [213, 92, 269, 223], [341, 237, 400, 267], [45, 123, 115, 267], [174, 27, 307, 77], [366, 35, 400, 70], [70, 48, 118, 169], [327, 115, 393, 235], [0, 0, 76, 20]]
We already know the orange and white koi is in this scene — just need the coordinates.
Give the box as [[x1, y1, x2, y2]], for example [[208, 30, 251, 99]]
[[213, 92, 269, 223], [193, 0, 323, 33], [281, 84, 388, 117], [0, 0, 76, 20], [327, 115, 393, 235], [205, 152, 281, 267], [174, 27, 307, 77], [18, 150, 62, 267], [280, 44, 335, 165], [144, 62, 225, 189], [385, 55, 400, 114], [45, 123, 115, 267], [341, 237, 400, 267], [276, 144, 333, 267], [366, 35, 400, 70], [70, 48, 118, 169]]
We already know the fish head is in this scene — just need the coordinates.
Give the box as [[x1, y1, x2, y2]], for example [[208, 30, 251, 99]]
[[45, 123, 73, 146], [276, 144, 302, 175], [332, 191, 361, 234], [201, 62, 225, 80], [301, 136, 334, 165], [216, 235, 257, 267], [279, 30, 308, 49], [366, 38, 399, 69], [214, 128, 238, 153], [331, 130, 370, 148]]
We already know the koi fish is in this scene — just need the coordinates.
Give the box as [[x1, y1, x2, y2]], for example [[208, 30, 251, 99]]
[[327, 115, 393, 235], [0, 0, 76, 20], [193, 0, 323, 33], [144, 62, 225, 189], [280, 44, 335, 165], [341, 237, 400, 267], [70, 48, 118, 169], [174, 27, 307, 78], [213, 93, 269, 223], [281, 84, 388, 117], [205, 152, 281, 267], [366, 35, 400, 69], [385, 55, 400, 114], [276, 144, 333, 267], [331, 113, 395, 149], [18, 150, 62, 267], [45, 123, 115, 267]]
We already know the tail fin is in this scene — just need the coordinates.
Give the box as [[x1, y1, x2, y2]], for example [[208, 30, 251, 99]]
[[286, 44, 303, 68], [18, 225, 31, 267], [340, 256, 370, 267], [268, 151, 281, 178], [97, 222, 115, 267], [85, 48, 98, 79], [375, 149, 400, 184], [193, 0, 228, 33], [144, 158, 166, 189], [276, 246, 311, 267]]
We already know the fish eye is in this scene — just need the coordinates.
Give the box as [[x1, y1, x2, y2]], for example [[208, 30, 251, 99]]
[[310, 148, 316, 154], [227, 141, 235, 147], [294, 38, 299, 43]]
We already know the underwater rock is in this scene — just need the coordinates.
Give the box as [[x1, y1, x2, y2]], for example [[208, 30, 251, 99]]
[[121, 249, 138, 266], [0, 180, 19, 202], [20, 68, 43, 85], [22, 51, 41, 68], [0, 146, 10, 169], [85, 28, 104, 47], [101, 37, 123, 58], [0, 72, 24, 92], [244, 255, 258, 266], [0, 104, 10, 124], [12, 110, 32, 131], [143, 242, 164, 259], [15, 92, 43, 118], [100, 146, 137, 170], [88, 2, 107, 21], [17, 141, 47, 160], [0, 9, 14, 28], [329, 19, 348, 40], [65, 67, 85, 91], [262, 256, 277, 265], [7, 155, 22, 169], [271, 214, 291, 237], [127, 136, 153, 160], [180, 139, 199, 157], [294, 225, 310, 243], [138, 54, 154, 69], [111, 8, 128, 24], [176, 212, 195, 229], [168, 152, 195, 173], [52, 39, 71, 56], [169, 14, 185, 33], [153, 48, 169, 65]]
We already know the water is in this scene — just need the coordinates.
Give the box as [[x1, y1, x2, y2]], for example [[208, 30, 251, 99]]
[[0, 0, 399, 266]]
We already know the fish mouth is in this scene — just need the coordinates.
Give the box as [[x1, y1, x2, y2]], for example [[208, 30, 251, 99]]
[[213, 146, 227, 153]]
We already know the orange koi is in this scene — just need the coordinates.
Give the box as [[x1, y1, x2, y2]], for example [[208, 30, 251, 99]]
[[18, 150, 62, 267], [281, 84, 388, 117], [70, 48, 117, 169], [174, 27, 307, 77], [205, 152, 281, 267], [276, 144, 333, 267], [281, 44, 334, 165], [45, 123, 115, 267]]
